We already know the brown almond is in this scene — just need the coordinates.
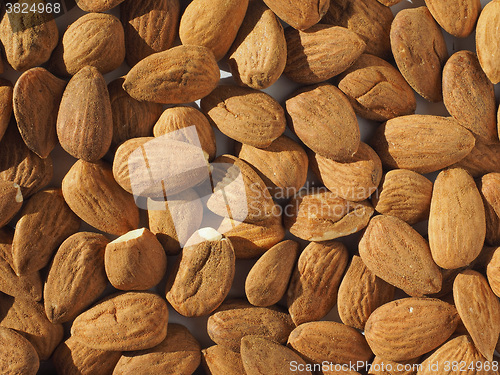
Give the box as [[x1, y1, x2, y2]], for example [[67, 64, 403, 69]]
[[453, 137, 500, 177], [13, 68, 65, 158], [120, 0, 180, 66], [390, 7, 448, 102], [0, 327, 39, 375], [50, 13, 125, 76], [202, 345, 245, 375], [337, 255, 395, 331], [0, 294, 64, 360], [287, 241, 348, 325], [486, 247, 500, 297], [284, 189, 374, 241], [476, 0, 500, 84], [57, 66, 113, 162], [179, 0, 248, 61], [44, 232, 110, 324], [62, 159, 140, 236], [479, 173, 500, 246], [322, 0, 393, 59], [113, 323, 201, 375], [71, 292, 168, 351], [309, 142, 382, 201], [245, 240, 299, 307], [286, 83, 360, 160], [76, 0, 125, 12], [372, 169, 433, 225], [12, 188, 81, 276], [123, 45, 219, 104], [0, 180, 22, 228], [453, 270, 500, 361], [443, 51, 497, 143], [337, 54, 416, 122], [359, 215, 442, 296], [201, 85, 286, 148], [207, 300, 295, 352], [166, 229, 235, 317], [370, 115, 475, 174], [284, 24, 366, 84], [228, 2, 287, 89], [364, 298, 459, 361], [0, 78, 13, 142], [424, 0, 480, 37], [0, 0, 58, 71], [52, 336, 121, 375], [429, 167, 486, 269], [288, 321, 373, 365], [105, 228, 167, 291], [263, 0, 329, 30]]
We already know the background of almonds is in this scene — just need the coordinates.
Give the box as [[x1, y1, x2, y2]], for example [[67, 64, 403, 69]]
[[0, 0, 500, 374]]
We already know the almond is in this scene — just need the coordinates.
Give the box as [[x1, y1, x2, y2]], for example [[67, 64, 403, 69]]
[[12, 188, 80, 276], [202, 345, 245, 375], [0, 294, 64, 360], [76, 0, 125, 11], [486, 247, 500, 297], [207, 300, 295, 352], [228, 2, 287, 89], [245, 240, 299, 307], [44, 232, 109, 324], [13, 68, 66, 158], [424, 0, 480, 37], [50, 13, 125, 76], [284, 24, 365, 84], [309, 142, 382, 201], [201, 85, 286, 148], [105, 228, 167, 291], [179, 0, 248, 61], [0, 0, 58, 71], [120, 0, 180, 66], [108, 77, 163, 148], [443, 51, 497, 143], [453, 138, 500, 177], [287, 241, 349, 325], [52, 336, 121, 375], [359, 215, 442, 296], [62, 159, 139, 236], [390, 7, 448, 102], [263, 0, 329, 30], [429, 167, 486, 269], [286, 83, 360, 160], [322, 0, 393, 59], [476, 0, 500, 84], [57, 66, 113, 162], [71, 292, 168, 351], [364, 298, 459, 361], [287, 321, 373, 365], [0, 327, 39, 375], [235, 135, 308, 199], [370, 115, 475, 174], [284, 189, 374, 241], [337, 255, 395, 331], [371, 169, 433, 225], [166, 229, 235, 317], [337, 54, 416, 122], [453, 270, 500, 361], [480, 173, 500, 246], [0, 180, 22, 228], [0, 78, 13, 142], [112, 323, 201, 374]]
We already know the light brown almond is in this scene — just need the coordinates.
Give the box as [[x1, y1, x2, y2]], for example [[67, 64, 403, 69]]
[[76, 0, 126, 11], [0, 180, 22, 228], [479, 173, 500, 246], [424, 0, 480, 37], [487, 247, 500, 297], [0, 78, 13, 143], [263, 0, 329, 30], [202, 345, 245, 375], [453, 137, 500, 177], [0, 327, 39, 375], [476, 0, 500, 84]]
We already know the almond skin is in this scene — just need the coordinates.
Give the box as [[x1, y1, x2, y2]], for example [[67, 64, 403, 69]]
[[429, 167, 486, 269], [364, 298, 459, 361], [179, 0, 248, 61], [453, 138, 500, 177], [0, 180, 23, 228], [0, 327, 39, 375], [57, 66, 113, 162], [50, 13, 125, 76], [370, 115, 475, 174], [44, 232, 109, 324], [228, 2, 287, 89], [202, 345, 245, 375], [390, 7, 448, 102], [286, 83, 360, 161], [476, 0, 500, 84], [284, 24, 366, 84], [62, 159, 139, 236], [201, 85, 286, 148], [71, 292, 169, 351], [123, 45, 219, 104], [359, 215, 442, 296], [424, 0, 480, 37], [479, 173, 500, 246], [486, 247, 500, 297], [13, 68, 66, 158], [0, 78, 13, 143], [263, 0, 329, 30], [120, 0, 180, 66], [453, 270, 500, 361], [76, 0, 126, 11]]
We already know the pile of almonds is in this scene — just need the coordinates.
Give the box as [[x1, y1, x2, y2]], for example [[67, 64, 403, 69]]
[[0, 0, 499, 374]]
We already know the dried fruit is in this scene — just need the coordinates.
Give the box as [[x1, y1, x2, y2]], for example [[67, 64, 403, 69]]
[[424, 0, 480, 37], [202, 345, 245, 374], [0, 327, 39, 375], [0, 180, 22, 228], [476, 0, 500, 84], [263, 0, 329, 30], [0, 78, 13, 142], [479, 173, 500, 246]]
